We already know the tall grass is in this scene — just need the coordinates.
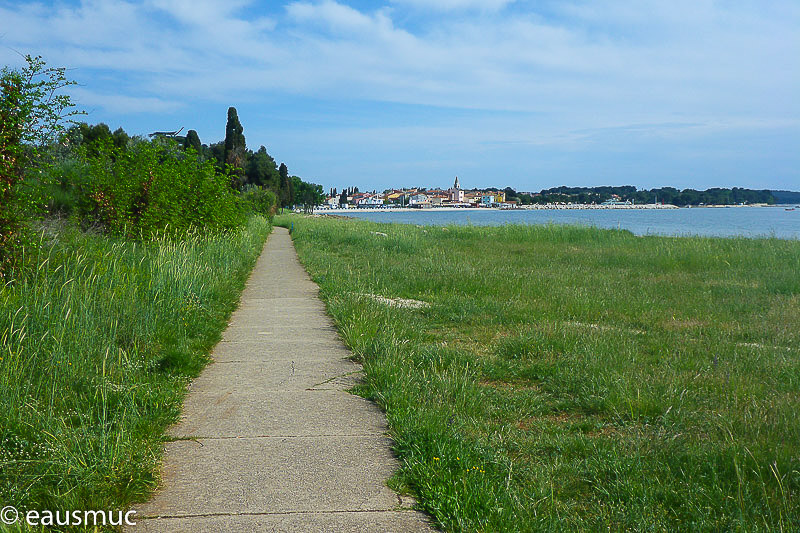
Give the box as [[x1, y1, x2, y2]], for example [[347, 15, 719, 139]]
[[0, 216, 270, 517], [279, 214, 800, 531]]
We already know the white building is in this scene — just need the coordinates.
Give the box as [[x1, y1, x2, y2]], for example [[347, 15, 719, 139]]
[[448, 176, 464, 203], [409, 193, 430, 206], [356, 195, 384, 206]]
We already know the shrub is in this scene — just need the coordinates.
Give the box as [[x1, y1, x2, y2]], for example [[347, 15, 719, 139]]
[[241, 185, 277, 223], [76, 140, 245, 237], [0, 55, 81, 278]]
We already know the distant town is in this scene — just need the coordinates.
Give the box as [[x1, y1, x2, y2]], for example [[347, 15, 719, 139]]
[[317, 178, 796, 210]]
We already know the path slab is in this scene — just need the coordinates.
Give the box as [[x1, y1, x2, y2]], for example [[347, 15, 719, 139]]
[[139, 436, 401, 517], [128, 227, 432, 532], [187, 359, 361, 390], [211, 338, 352, 362], [220, 323, 340, 342], [133, 510, 429, 533], [169, 390, 387, 438]]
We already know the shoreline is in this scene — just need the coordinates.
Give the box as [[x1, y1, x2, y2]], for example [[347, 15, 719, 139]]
[[311, 203, 776, 214]]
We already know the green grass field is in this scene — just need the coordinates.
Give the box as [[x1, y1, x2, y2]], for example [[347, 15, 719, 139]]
[[279, 214, 799, 532], [0, 217, 270, 523]]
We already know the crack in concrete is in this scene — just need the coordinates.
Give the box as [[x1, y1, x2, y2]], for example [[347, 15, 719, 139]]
[[309, 370, 362, 389], [171, 434, 382, 441], [138, 508, 421, 520]]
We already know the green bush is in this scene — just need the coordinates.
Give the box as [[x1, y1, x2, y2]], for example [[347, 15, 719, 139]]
[[240, 185, 277, 223], [76, 140, 245, 237], [33, 158, 84, 216], [1, 55, 80, 278]]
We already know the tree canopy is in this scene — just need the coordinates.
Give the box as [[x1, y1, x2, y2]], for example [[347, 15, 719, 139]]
[[1, 55, 82, 277], [278, 162, 292, 207], [509, 185, 777, 206], [246, 146, 279, 189], [183, 129, 202, 154], [290, 175, 324, 213], [224, 107, 246, 186]]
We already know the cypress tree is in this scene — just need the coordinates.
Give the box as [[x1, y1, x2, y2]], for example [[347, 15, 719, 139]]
[[279, 162, 291, 207], [224, 107, 246, 187], [184, 129, 202, 154]]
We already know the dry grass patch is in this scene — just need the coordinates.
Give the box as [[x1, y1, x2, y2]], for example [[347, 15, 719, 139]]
[[662, 318, 708, 330], [479, 379, 541, 393], [562, 320, 646, 335], [704, 278, 762, 289]]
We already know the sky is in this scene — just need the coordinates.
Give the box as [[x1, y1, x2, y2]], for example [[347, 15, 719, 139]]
[[1, 0, 798, 192]]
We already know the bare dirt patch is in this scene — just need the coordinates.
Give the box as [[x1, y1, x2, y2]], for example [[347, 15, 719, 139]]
[[585, 425, 619, 438], [479, 379, 541, 393], [360, 293, 430, 309], [515, 412, 585, 431]]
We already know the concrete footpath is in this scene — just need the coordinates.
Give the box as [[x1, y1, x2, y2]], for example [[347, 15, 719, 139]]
[[131, 227, 432, 532]]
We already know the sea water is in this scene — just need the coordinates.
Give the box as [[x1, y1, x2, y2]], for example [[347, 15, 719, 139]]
[[334, 206, 800, 239]]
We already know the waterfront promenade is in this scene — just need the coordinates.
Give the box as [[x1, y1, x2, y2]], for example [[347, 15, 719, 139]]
[[316, 203, 683, 213]]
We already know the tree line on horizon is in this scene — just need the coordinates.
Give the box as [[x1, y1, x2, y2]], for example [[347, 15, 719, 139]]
[[494, 185, 779, 206]]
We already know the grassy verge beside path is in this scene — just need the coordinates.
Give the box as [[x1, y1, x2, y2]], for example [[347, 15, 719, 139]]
[[0, 216, 271, 522], [279, 214, 799, 532]]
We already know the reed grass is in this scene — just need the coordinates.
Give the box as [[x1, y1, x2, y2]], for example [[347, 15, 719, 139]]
[[279, 214, 799, 532], [0, 216, 270, 522]]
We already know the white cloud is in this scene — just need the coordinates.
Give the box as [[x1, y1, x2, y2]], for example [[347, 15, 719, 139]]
[[391, 0, 515, 11], [287, 0, 389, 32], [0, 0, 797, 136], [71, 88, 182, 114]]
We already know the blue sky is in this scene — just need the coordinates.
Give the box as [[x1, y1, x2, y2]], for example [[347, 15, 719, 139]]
[[1, 0, 798, 192]]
